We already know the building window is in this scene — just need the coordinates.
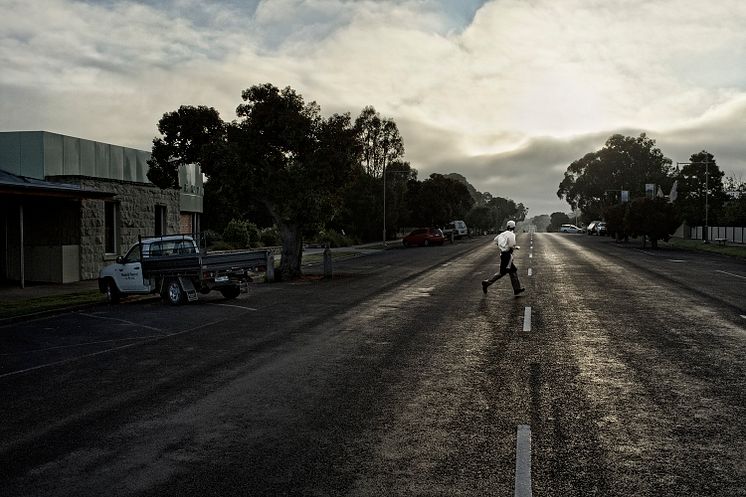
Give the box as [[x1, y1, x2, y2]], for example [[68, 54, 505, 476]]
[[104, 202, 118, 254], [155, 205, 167, 236]]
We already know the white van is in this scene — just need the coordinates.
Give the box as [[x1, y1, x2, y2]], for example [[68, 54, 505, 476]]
[[446, 220, 468, 239]]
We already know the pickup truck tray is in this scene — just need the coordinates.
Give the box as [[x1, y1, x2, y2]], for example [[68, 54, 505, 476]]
[[201, 250, 269, 272], [141, 253, 201, 277]]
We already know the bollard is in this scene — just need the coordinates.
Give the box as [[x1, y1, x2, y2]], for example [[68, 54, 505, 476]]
[[323, 243, 332, 279], [265, 252, 275, 282]]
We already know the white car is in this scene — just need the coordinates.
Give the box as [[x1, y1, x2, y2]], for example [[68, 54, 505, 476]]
[[559, 224, 584, 233]]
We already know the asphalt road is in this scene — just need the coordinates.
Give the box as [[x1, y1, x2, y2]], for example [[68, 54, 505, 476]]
[[1, 234, 744, 496]]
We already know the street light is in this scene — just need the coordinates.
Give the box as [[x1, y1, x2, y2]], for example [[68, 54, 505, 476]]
[[382, 165, 409, 248], [676, 158, 710, 243]]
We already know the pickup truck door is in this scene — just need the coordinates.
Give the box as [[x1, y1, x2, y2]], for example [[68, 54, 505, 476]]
[[116, 244, 150, 293]]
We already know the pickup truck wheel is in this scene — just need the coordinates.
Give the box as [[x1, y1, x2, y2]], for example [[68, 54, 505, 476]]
[[163, 279, 186, 305], [104, 279, 120, 304], [219, 285, 241, 300]]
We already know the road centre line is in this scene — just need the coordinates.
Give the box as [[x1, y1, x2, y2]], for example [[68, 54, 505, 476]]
[[528, 268, 533, 277], [523, 307, 531, 332], [715, 270, 746, 281], [515, 425, 533, 497]]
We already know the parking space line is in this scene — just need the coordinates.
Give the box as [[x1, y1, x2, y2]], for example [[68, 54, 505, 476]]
[[208, 303, 258, 311], [523, 307, 531, 332], [515, 425, 533, 497], [0, 318, 227, 380], [77, 312, 163, 332], [715, 270, 746, 280], [0, 335, 165, 355]]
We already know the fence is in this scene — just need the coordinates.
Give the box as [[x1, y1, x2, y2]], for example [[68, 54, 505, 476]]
[[687, 226, 746, 244]]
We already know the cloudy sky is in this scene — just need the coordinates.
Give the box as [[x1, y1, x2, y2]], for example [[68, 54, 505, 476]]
[[2, 0, 745, 215]]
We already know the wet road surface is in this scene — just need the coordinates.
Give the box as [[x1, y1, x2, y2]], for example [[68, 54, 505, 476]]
[[1, 234, 744, 496]]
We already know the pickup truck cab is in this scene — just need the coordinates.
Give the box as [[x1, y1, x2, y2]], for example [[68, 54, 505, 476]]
[[98, 235, 268, 305]]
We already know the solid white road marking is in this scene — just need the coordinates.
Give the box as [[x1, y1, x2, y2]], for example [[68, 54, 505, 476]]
[[523, 307, 531, 332], [515, 425, 533, 497], [528, 268, 533, 277], [715, 270, 746, 281]]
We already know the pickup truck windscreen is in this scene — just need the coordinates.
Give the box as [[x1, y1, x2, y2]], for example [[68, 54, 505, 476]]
[[146, 240, 197, 257]]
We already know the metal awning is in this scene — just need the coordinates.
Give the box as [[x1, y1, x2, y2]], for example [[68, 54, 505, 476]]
[[1, 170, 114, 288], [0, 170, 114, 199]]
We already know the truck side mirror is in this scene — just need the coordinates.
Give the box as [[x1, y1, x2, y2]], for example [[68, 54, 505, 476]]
[[116, 256, 124, 264]]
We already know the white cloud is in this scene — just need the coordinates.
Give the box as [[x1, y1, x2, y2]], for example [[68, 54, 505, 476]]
[[1, 0, 745, 216]]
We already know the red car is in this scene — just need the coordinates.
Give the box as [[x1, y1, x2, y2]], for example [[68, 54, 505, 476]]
[[402, 228, 445, 247]]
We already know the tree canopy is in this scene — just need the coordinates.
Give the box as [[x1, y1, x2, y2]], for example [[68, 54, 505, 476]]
[[147, 83, 361, 279], [557, 133, 674, 219], [673, 151, 728, 226]]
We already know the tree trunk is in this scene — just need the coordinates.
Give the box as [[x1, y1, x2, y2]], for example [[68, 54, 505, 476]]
[[278, 221, 303, 280]]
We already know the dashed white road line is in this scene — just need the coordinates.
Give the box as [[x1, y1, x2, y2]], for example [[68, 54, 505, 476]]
[[515, 425, 533, 497], [528, 268, 533, 277], [523, 307, 531, 332]]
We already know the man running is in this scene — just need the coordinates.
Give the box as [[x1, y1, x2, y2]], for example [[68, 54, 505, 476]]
[[482, 220, 525, 296]]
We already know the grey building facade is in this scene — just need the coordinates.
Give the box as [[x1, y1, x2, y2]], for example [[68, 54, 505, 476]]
[[0, 131, 203, 284]]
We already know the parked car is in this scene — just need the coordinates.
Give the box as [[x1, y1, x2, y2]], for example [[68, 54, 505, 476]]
[[586, 221, 601, 234], [559, 224, 584, 233], [402, 228, 445, 247]]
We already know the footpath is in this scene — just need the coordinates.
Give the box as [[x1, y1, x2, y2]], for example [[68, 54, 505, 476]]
[[0, 241, 395, 324]]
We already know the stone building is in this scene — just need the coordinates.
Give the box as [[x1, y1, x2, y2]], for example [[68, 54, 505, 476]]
[[0, 131, 203, 285]]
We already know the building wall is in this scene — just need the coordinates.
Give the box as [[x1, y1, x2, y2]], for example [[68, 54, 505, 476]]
[[0, 131, 203, 282], [55, 176, 180, 279]]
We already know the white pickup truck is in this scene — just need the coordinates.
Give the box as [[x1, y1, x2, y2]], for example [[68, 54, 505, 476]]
[[98, 234, 269, 305]]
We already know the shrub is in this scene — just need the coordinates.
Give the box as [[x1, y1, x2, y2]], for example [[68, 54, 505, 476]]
[[199, 229, 222, 248], [306, 229, 356, 248], [246, 222, 261, 247], [260, 227, 281, 246], [223, 219, 250, 248]]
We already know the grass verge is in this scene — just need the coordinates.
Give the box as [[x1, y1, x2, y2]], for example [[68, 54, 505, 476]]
[[661, 238, 746, 259], [0, 290, 102, 320]]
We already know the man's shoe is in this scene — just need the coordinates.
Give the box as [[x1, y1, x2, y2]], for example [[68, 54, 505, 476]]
[[481, 280, 489, 294], [514, 288, 526, 296]]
